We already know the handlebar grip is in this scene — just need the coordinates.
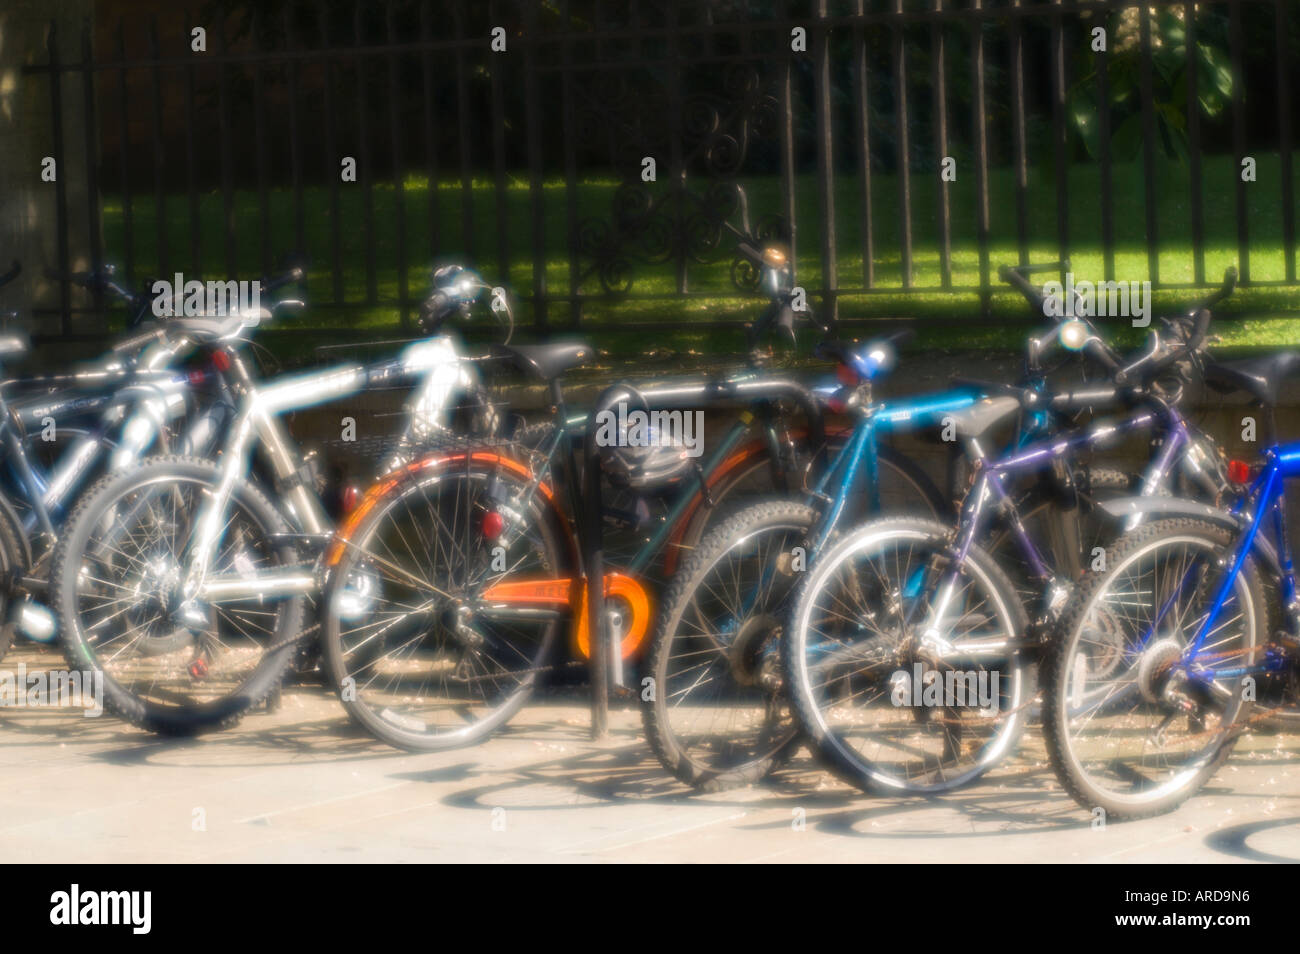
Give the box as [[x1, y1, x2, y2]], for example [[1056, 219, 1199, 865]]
[[1084, 337, 1123, 375], [997, 265, 1046, 312], [1187, 307, 1212, 350], [1201, 266, 1238, 310]]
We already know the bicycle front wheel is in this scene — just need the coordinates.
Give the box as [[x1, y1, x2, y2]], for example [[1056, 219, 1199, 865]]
[[644, 499, 818, 791], [784, 517, 1032, 794]]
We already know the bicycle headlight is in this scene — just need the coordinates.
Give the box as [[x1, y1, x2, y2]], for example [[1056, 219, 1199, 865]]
[[760, 246, 791, 295], [1059, 319, 1089, 351]]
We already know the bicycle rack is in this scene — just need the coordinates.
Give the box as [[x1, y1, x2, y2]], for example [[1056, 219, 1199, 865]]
[[582, 375, 826, 739]]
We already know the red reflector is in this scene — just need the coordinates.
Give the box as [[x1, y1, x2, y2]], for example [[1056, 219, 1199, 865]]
[[836, 363, 858, 386], [187, 369, 206, 386], [481, 510, 505, 540], [341, 485, 361, 513], [1227, 459, 1252, 484], [211, 350, 231, 372]]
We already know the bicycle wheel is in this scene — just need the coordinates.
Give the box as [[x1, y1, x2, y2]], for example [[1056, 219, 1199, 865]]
[[320, 453, 570, 751], [1042, 518, 1263, 819], [52, 455, 304, 734], [0, 497, 23, 663], [784, 517, 1032, 794], [644, 500, 817, 790]]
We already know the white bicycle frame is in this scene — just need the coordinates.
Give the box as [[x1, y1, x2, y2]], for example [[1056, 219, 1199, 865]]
[[176, 334, 481, 613]]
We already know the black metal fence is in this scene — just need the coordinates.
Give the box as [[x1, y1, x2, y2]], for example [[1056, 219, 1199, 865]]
[[23, 0, 1300, 337]]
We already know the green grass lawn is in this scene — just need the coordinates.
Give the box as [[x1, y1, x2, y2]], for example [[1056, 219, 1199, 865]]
[[100, 151, 1300, 356]]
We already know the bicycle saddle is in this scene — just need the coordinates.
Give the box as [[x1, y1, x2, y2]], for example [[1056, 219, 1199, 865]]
[[165, 313, 255, 342], [1205, 351, 1300, 407], [489, 340, 592, 381]]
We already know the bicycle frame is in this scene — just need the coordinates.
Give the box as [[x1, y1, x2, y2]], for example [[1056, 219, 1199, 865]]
[[920, 397, 1200, 645], [542, 402, 783, 579], [798, 388, 979, 562], [1, 336, 204, 546], [1174, 441, 1300, 680], [384, 366, 831, 668], [176, 336, 482, 610]]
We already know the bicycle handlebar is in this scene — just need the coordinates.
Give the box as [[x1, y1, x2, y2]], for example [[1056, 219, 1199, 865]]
[[1109, 268, 1232, 386], [46, 266, 139, 307], [735, 241, 765, 267], [1194, 265, 1238, 313], [999, 263, 1052, 313]]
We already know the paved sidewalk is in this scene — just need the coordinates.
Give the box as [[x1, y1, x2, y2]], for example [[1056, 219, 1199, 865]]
[[0, 644, 1295, 863]]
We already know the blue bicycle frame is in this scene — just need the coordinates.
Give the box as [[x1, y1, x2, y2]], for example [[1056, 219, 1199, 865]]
[[1181, 441, 1300, 679], [799, 387, 980, 561]]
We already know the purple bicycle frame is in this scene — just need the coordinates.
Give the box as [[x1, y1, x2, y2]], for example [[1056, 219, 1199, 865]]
[[932, 401, 1196, 627]]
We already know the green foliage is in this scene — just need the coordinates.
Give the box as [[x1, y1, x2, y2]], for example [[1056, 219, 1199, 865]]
[[1069, 7, 1233, 162]]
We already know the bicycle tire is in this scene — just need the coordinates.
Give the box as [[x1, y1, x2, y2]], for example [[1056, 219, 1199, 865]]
[[52, 455, 304, 735], [1042, 517, 1264, 819], [320, 452, 571, 751], [644, 499, 818, 791], [784, 516, 1033, 795]]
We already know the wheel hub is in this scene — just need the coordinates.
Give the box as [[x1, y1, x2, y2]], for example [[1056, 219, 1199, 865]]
[[1137, 638, 1184, 704], [729, 613, 783, 689]]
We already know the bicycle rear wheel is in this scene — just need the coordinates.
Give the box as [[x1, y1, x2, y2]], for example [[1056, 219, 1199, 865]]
[[52, 455, 304, 735], [1042, 518, 1263, 819], [320, 453, 570, 750]]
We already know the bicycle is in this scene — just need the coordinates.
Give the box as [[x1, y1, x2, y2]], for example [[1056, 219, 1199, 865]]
[[0, 266, 296, 656], [778, 269, 1239, 795], [312, 242, 955, 751], [47, 263, 510, 735], [635, 260, 1228, 791], [1041, 342, 1300, 818]]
